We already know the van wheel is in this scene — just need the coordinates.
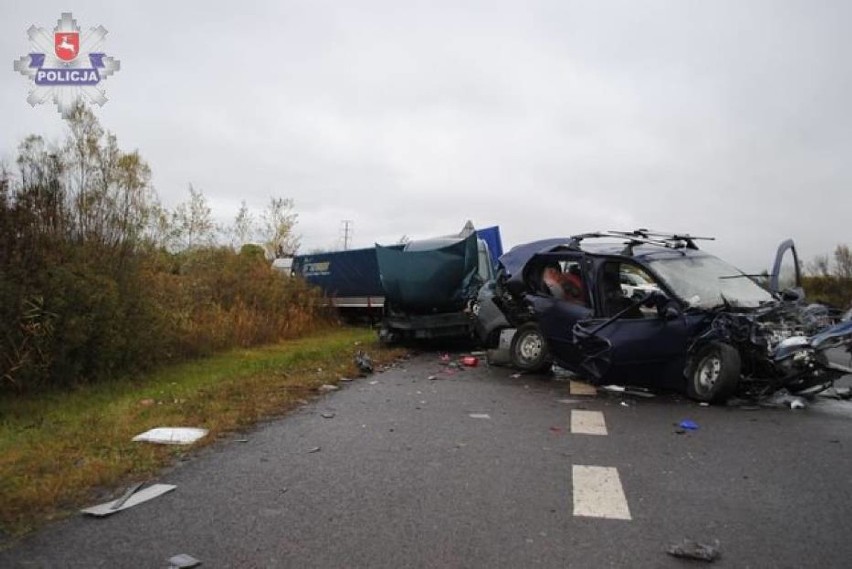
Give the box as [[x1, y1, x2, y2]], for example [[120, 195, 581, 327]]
[[686, 342, 741, 403], [510, 323, 552, 373]]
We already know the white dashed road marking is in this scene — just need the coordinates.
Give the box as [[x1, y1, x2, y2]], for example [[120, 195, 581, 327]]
[[569, 380, 597, 396], [572, 465, 632, 520], [570, 410, 608, 435]]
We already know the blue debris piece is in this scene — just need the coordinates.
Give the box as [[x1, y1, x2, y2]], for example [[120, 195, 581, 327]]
[[679, 420, 699, 431]]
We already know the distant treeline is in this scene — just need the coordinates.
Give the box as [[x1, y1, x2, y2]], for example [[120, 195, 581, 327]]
[[803, 244, 852, 310], [0, 103, 327, 392]]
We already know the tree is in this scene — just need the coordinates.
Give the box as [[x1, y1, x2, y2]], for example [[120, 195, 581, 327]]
[[261, 197, 300, 258], [230, 200, 255, 250], [171, 184, 216, 251], [807, 254, 831, 277], [834, 244, 852, 280]]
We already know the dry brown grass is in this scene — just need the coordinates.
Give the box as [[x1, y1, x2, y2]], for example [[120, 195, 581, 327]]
[[0, 327, 407, 539]]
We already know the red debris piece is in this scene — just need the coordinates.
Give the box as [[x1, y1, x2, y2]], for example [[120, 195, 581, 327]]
[[461, 356, 479, 367]]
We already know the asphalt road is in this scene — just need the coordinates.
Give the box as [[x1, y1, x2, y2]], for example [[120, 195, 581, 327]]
[[3, 352, 852, 568]]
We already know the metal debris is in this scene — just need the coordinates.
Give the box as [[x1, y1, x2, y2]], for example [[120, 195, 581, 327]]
[[666, 538, 721, 562], [81, 484, 176, 517], [355, 350, 374, 374], [109, 482, 144, 511], [168, 553, 202, 568]]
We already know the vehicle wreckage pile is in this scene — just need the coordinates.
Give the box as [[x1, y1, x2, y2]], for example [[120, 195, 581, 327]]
[[470, 230, 852, 404]]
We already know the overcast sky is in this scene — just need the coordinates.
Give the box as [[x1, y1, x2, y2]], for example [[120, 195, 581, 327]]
[[2, 1, 850, 271]]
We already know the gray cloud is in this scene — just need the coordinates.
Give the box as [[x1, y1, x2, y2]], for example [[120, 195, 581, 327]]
[[2, 0, 850, 270]]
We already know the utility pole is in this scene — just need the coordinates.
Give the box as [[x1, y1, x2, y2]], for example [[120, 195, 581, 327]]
[[340, 219, 353, 250]]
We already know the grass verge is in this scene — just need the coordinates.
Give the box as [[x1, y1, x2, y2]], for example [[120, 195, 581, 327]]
[[0, 326, 406, 539]]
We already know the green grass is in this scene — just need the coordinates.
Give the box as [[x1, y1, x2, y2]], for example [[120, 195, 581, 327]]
[[0, 326, 406, 538]]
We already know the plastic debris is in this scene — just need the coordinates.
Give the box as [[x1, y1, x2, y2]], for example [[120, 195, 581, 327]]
[[320, 412, 336, 419], [307, 446, 321, 453], [132, 428, 208, 445], [601, 385, 626, 393], [81, 484, 176, 517], [460, 356, 479, 367], [511, 373, 522, 379], [760, 389, 808, 410], [168, 554, 202, 568], [679, 420, 699, 431], [666, 538, 721, 562], [469, 413, 491, 419], [339, 377, 354, 382], [620, 401, 630, 407], [354, 350, 373, 375]]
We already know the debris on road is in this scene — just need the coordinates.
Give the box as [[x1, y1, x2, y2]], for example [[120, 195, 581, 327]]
[[81, 484, 176, 517], [620, 401, 630, 407], [355, 350, 374, 375], [460, 356, 479, 367], [601, 385, 626, 393], [307, 446, 322, 453], [320, 412, 336, 419], [666, 538, 721, 562], [339, 377, 354, 382], [759, 389, 808, 410], [469, 413, 491, 419], [132, 427, 208, 445], [168, 553, 202, 568], [109, 482, 144, 511], [820, 386, 852, 400], [318, 384, 339, 392], [678, 420, 699, 431]]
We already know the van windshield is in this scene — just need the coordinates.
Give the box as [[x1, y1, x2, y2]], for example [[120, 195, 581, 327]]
[[647, 254, 774, 309]]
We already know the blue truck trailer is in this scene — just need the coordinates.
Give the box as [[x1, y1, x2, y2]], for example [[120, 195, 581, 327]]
[[290, 246, 398, 312], [291, 223, 502, 337]]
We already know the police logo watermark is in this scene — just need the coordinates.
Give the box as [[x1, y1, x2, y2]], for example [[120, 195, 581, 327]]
[[13, 12, 120, 118]]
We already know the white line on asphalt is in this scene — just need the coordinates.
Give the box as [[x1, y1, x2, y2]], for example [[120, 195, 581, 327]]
[[570, 410, 608, 435], [569, 380, 597, 396], [572, 465, 632, 520]]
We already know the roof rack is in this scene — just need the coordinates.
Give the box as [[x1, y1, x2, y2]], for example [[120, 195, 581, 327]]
[[566, 229, 715, 256]]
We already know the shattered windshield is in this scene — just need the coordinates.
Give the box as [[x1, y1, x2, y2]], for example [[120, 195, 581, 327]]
[[647, 254, 774, 309]]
